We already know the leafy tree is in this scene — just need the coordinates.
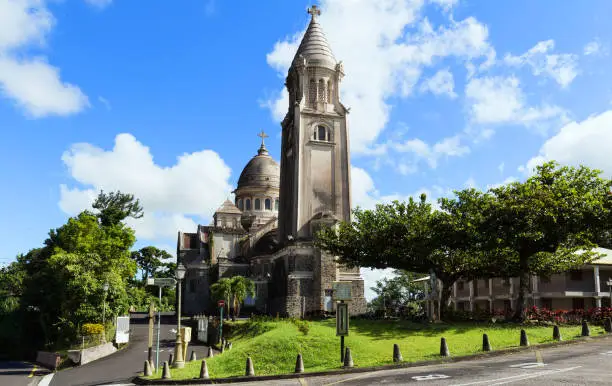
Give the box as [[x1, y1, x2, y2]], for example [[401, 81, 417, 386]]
[[131, 246, 172, 282], [317, 192, 498, 319], [484, 161, 612, 320], [93, 190, 143, 227], [229, 276, 255, 320], [210, 278, 232, 319]]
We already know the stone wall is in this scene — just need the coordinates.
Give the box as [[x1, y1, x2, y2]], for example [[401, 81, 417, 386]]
[[35, 351, 61, 370]]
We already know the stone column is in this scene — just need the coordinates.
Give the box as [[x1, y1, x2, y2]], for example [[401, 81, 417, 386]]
[[594, 266, 602, 308], [469, 281, 474, 312], [453, 282, 458, 311]]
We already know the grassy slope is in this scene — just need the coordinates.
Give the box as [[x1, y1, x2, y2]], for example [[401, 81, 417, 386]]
[[151, 319, 606, 380]]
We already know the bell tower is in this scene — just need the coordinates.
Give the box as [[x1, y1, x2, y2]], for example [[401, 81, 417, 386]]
[[278, 5, 352, 242]]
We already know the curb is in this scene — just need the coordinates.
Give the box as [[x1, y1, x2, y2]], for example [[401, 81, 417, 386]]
[[132, 333, 611, 385]]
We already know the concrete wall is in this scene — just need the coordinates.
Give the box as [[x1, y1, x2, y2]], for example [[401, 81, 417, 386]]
[[36, 351, 61, 370], [67, 342, 117, 366]]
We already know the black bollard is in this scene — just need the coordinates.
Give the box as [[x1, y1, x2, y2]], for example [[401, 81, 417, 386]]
[[393, 344, 403, 362], [190, 350, 197, 362], [604, 317, 612, 333], [581, 320, 590, 337], [199, 360, 209, 379], [162, 361, 171, 379], [520, 329, 529, 346], [168, 352, 174, 365], [343, 347, 354, 368], [553, 325, 562, 341], [482, 333, 492, 352], [440, 337, 450, 357], [245, 356, 255, 376], [144, 360, 152, 377], [295, 353, 304, 373], [207, 346, 214, 358]]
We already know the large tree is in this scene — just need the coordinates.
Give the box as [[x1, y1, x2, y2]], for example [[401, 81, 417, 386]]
[[317, 192, 496, 318], [484, 161, 612, 320], [131, 246, 172, 282], [93, 190, 143, 227]]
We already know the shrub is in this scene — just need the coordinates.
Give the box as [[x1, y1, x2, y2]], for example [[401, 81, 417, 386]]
[[82, 323, 104, 336], [290, 318, 311, 335]]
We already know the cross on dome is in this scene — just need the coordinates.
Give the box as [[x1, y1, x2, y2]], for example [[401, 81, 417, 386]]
[[307, 5, 321, 20], [257, 130, 269, 146]]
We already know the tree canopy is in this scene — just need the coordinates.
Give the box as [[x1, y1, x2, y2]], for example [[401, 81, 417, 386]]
[[93, 190, 143, 227], [131, 246, 173, 282]]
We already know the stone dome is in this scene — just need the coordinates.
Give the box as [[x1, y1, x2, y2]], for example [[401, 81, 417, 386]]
[[236, 144, 280, 190], [292, 6, 336, 70]]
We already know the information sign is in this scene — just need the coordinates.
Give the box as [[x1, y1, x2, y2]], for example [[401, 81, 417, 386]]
[[146, 277, 177, 287], [332, 281, 352, 301], [218, 300, 225, 307], [336, 302, 349, 336]]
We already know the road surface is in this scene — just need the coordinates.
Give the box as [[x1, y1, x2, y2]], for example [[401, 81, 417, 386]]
[[45, 313, 211, 386], [0, 361, 49, 386]]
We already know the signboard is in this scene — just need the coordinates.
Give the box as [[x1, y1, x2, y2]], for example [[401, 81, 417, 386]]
[[336, 302, 349, 336], [196, 317, 208, 344], [332, 281, 352, 301], [146, 277, 177, 287], [115, 316, 130, 344], [218, 300, 225, 307]]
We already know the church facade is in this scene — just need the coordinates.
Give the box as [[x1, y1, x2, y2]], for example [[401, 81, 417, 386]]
[[177, 6, 367, 318]]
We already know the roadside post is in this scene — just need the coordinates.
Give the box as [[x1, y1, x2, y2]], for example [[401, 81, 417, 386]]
[[333, 281, 352, 362], [148, 301, 154, 367], [218, 300, 225, 344], [147, 277, 177, 373]]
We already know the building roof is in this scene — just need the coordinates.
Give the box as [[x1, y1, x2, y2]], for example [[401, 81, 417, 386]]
[[215, 199, 242, 215], [292, 6, 336, 70], [236, 141, 280, 192], [591, 247, 612, 265]]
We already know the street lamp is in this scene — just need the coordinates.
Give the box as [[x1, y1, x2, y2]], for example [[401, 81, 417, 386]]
[[102, 281, 109, 342], [173, 263, 186, 368]]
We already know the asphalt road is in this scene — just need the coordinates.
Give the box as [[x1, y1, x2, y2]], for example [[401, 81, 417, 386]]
[[45, 313, 212, 386], [0, 361, 49, 386], [232, 336, 612, 386]]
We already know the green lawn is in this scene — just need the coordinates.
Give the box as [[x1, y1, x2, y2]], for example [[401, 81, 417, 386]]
[[147, 319, 606, 380]]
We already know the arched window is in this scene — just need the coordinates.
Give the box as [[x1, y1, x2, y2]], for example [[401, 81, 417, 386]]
[[318, 79, 326, 102], [265, 198, 271, 210], [245, 199, 251, 210], [309, 79, 316, 104], [255, 198, 261, 210], [237, 198, 243, 210], [317, 125, 327, 141], [275, 199, 279, 210]]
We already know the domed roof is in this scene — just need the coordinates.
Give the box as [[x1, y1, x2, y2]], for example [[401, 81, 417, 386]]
[[236, 139, 280, 191], [292, 5, 336, 70], [215, 199, 242, 215]]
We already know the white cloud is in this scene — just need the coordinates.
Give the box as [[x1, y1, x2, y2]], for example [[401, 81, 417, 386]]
[[498, 162, 505, 174], [59, 133, 234, 240], [264, 0, 495, 153], [523, 110, 612, 178], [428, 0, 459, 12], [98, 96, 111, 110], [0, 0, 88, 117], [504, 40, 579, 88], [419, 68, 457, 98], [465, 75, 566, 127], [583, 40, 601, 56], [84, 0, 112, 9]]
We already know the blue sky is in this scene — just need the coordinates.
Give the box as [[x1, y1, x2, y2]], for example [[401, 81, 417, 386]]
[[1, 0, 611, 299]]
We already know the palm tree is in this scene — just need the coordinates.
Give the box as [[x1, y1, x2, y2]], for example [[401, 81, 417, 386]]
[[229, 276, 255, 321], [210, 278, 232, 319]]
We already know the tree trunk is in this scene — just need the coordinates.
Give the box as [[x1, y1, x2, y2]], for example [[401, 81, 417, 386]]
[[513, 257, 530, 321]]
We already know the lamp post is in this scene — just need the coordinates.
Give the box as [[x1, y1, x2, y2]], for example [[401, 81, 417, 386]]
[[102, 281, 109, 342], [173, 263, 186, 368]]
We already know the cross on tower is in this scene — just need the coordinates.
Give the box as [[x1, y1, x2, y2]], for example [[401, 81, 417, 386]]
[[257, 130, 269, 147], [307, 5, 321, 19]]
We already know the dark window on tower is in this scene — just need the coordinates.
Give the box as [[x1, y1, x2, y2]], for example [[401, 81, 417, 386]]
[[275, 199, 279, 210], [245, 199, 251, 210], [265, 198, 271, 210], [255, 199, 261, 210], [237, 199, 243, 210], [317, 126, 327, 141]]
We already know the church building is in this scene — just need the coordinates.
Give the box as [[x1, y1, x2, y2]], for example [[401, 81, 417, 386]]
[[177, 5, 367, 317]]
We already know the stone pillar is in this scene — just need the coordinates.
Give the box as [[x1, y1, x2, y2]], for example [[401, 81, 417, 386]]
[[453, 282, 458, 311], [469, 281, 474, 312], [594, 266, 602, 308]]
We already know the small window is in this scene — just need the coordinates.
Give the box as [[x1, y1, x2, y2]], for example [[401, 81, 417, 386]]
[[245, 199, 251, 210], [255, 199, 261, 210], [265, 198, 271, 210], [317, 126, 327, 141], [275, 199, 279, 210], [237, 199, 243, 210]]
